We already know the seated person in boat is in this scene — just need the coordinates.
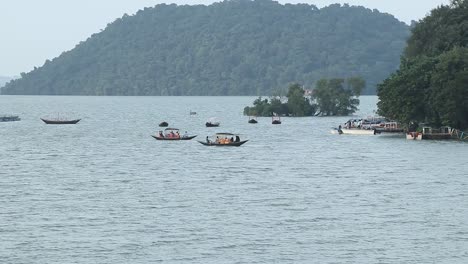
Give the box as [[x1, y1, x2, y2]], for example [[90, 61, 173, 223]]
[[235, 136, 240, 142], [206, 136, 211, 144], [159, 131, 164, 138], [230, 137, 234, 142]]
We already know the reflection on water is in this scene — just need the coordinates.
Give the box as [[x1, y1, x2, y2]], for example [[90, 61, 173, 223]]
[[0, 96, 467, 263]]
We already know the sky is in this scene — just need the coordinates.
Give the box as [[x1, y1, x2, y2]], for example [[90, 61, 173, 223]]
[[0, 0, 450, 77]]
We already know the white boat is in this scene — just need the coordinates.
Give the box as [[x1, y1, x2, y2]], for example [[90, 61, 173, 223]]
[[331, 127, 378, 135]]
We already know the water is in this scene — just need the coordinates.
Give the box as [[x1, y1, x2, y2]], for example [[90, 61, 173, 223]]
[[1, 96, 467, 263]]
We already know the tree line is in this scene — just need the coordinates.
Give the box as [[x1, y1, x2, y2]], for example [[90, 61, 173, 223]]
[[377, 0, 468, 130], [1, 0, 408, 96]]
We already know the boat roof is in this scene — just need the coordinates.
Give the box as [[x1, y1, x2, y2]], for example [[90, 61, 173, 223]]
[[215, 133, 239, 136], [164, 128, 179, 131]]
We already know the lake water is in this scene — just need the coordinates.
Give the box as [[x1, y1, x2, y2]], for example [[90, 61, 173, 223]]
[[1, 96, 467, 263]]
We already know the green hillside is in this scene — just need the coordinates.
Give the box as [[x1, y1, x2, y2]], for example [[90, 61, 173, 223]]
[[1, 0, 409, 96]]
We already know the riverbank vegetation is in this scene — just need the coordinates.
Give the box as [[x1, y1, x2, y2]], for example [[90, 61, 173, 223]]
[[377, 0, 468, 130]]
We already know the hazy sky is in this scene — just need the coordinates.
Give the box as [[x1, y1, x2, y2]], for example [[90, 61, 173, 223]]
[[0, 0, 450, 76]]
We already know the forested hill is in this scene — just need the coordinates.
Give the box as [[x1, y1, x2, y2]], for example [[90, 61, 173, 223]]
[[1, 0, 409, 96]]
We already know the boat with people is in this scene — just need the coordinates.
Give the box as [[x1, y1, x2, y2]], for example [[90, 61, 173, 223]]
[[151, 128, 197, 140], [198, 133, 248, 146], [206, 117, 220, 127], [248, 116, 258, 124], [0, 115, 21, 122], [272, 116, 281, 124]]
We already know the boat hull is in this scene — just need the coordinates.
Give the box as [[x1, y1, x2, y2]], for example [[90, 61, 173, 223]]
[[0, 115, 20, 122], [152, 135, 197, 140], [206, 122, 220, 127], [197, 140, 248, 146], [41, 118, 80, 124], [331, 128, 377, 135]]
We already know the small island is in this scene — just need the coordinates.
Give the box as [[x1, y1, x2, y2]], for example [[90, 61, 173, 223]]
[[244, 77, 365, 117]]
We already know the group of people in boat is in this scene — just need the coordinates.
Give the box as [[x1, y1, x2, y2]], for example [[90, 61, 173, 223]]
[[206, 135, 240, 144], [158, 130, 189, 138]]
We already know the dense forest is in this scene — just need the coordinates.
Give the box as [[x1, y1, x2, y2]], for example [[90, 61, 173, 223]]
[[377, 0, 468, 130], [1, 0, 409, 96]]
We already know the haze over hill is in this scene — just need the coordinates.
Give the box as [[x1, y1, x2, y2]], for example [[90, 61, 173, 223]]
[[1, 0, 410, 96], [0, 76, 12, 88]]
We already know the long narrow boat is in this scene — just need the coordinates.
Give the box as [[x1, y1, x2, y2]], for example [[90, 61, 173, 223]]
[[41, 118, 80, 124], [198, 140, 248, 146], [152, 128, 197, 141], [152, 135, 197, 140], [198, 133, 248, 146], [0, 115, 21, 122]]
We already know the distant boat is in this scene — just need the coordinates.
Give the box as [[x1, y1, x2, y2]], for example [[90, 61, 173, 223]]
[[248, 116, 258, 124], [159, 121, 169, 127], [0, 115, 21, 122], [198, 133, 248, 147], [190, 110, 197, 115], [272, 116, 281, 124], [152, 128, 197, 140], [41, 117, 80, 124], [206, 117, 220, 127]]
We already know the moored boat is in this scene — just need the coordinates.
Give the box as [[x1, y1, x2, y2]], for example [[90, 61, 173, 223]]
[[198, 133, 248, 146], [152, 128, 197, 140], [421, 127, 453, 140], [331, 127, 378, 135]]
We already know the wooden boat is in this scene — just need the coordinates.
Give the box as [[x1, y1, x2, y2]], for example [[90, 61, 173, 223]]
[[206, 117, 220, 127], [421, 127, 453, 140], [41, 118, 80, 124], [152, 128, 197, 140], [0, 115, 20, 122], [272, 116, 281, 124], [198, 133, 248, 146], [375, 121, 405, 134], [159, 121, 169, 127], [248, 116, 258, 124]]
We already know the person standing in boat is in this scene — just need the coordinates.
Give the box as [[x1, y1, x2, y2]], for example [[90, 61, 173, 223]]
[[206, 136, 211, 144]]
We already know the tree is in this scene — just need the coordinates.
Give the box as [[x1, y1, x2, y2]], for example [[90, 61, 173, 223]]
[[286, 83, 315, 116], [312, 77, 364, 116], [378, 2, 468, 129]]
